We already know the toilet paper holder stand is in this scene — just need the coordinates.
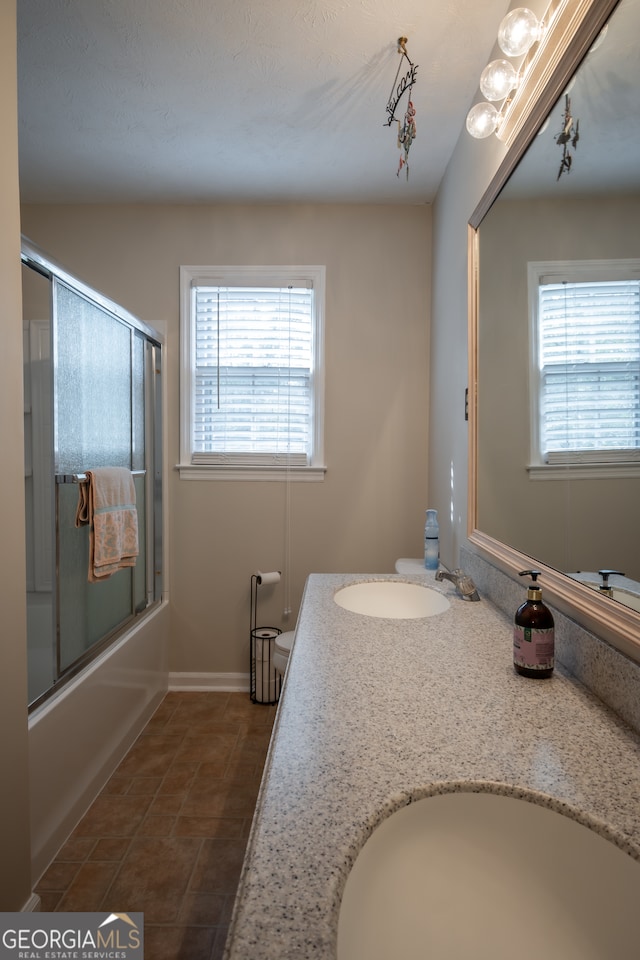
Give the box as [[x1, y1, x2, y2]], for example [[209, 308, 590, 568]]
[[249, 572, 282, 706]]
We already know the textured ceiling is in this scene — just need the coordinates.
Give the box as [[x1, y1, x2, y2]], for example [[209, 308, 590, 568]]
[[17, 0, 511, 204]]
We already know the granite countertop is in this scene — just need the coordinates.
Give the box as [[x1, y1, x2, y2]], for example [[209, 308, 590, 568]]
[[224, 572, 640, 959]]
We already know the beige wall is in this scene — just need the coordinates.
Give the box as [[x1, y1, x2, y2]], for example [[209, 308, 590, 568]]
[[21, 203, 431, 675], [429, 129, 507, 568], [0, 0, 33, 910]]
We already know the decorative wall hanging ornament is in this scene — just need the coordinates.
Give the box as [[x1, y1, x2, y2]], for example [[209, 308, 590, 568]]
[[385, 37, 418, 180], [555, 94, 580, 180], [397, 98, 417, 180]]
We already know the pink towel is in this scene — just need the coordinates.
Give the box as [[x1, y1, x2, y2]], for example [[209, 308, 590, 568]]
[[75, 467, 139, 582]]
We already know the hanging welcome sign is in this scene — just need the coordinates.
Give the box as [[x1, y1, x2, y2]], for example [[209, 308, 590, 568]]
[[384, 37, 418, 180]]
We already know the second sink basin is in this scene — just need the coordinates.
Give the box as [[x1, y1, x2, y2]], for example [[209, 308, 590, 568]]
[[338, 789, 640, 959], [334, 580, 450, 619]]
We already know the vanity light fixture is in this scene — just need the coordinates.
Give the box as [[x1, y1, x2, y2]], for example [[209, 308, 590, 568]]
[[498, 6, 543, 56], [466, 6, 546, 139]]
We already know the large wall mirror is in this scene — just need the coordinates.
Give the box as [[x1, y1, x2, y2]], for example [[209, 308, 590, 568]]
[[469, 0, 640, 662]]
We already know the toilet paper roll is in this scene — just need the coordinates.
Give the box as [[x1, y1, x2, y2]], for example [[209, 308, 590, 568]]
[[256, 570, 281, 585]]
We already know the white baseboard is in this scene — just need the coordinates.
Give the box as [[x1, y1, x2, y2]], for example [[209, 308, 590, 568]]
[[22, 893, 41, 912], [168, 672, 250, 692]]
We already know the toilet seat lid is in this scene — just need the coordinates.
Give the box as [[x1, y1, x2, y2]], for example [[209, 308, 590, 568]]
[[275, 631, 295, 655]]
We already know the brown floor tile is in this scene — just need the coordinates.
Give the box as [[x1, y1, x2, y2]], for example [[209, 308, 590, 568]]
[[36, 859, 82, 892], [230, 726, 272, 765], [169, 695, 230, 728], [134, 897, 185, 925], [240, 818, 254, 839], [38, 890, 64, 911], [174, 731, 239, 765], [178, 891, 227, 925], [223, 694, 276, 726], [144, 697, 180, 728], [163, 691, 198, 704], [190, 838, 248, 895], [102, 775, 134, 796], [194, 761, 228, 780], [159, 763, 200, 794], [141, 716, 174, 735], [222, 758, 264, 780], [148, 794, 186, 816], [168, 691, 225, 704], [107, 837, 202, 917], [137, 814, 176, 837], [56, 861, 119, 911], [181, 778, 259, 819], [212, 926, 231, 960], [54, 836, 96, 861], [219, 896, 236, 925], [39, 690, 275, 955], [127, 776, 164, 795], [89, 837, 131, 861], [74, 794, 153, 837], [174, 816, 245, 839], [117, 734, 185, 777]]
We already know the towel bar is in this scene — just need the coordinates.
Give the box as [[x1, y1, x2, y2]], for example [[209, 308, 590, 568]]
[[55, 470, 146, 484]]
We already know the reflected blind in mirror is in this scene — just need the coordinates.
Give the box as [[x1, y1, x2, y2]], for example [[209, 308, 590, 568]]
[[538, 279, 640, 461]]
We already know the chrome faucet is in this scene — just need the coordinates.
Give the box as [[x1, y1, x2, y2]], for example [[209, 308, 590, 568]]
[[435, 568, 480, 601]]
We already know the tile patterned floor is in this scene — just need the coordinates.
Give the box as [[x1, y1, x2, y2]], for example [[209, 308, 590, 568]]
[[35, 692, 277, 960]]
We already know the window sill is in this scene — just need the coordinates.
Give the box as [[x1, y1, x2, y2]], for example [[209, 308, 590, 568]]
[[176, 463, 327, 481], [528, 463, 640, 480]]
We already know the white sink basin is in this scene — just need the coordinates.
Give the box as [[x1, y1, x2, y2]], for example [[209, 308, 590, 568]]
[[334, 581, 450, 619], [582, 581, 640, 612], [611, 588, 640, 612], [338, 790, 640, 959]]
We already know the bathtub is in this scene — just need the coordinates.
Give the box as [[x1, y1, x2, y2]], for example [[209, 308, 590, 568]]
[[28, 601, 169, 884]]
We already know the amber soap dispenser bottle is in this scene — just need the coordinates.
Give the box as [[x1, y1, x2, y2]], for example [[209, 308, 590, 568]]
[[513, 570, 554, 678]]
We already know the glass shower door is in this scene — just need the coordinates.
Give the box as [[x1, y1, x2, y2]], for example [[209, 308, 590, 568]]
[[23, 263, 55, 703], [54, 280, 146, 674], [23, 236, 163, 709]]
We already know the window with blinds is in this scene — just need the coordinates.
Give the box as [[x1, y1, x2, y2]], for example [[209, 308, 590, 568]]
[[179, 266, 325, 478], [533, 266, 640, 465]]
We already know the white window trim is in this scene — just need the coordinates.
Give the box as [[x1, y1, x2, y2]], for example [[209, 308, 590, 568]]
[[178, 265, 326, 481], [527, 259, 640, 481]]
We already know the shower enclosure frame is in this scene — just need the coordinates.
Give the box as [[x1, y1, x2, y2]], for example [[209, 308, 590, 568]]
[[22, 236, 164, 712]]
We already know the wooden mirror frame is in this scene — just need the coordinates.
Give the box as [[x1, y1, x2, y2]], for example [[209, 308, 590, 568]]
[[467, 0, 640, 663]]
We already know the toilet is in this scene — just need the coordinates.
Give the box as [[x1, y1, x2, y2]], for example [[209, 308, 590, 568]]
[[273, 630, 295, 678], [395, 558, 426, 575]]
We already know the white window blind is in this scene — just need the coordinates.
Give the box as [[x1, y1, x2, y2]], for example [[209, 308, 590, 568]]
[[179, 265, 325, 478], [193, 284, 313, 464], [538, 278, 640, 463]]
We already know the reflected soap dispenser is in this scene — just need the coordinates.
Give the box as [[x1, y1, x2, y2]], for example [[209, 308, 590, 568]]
[[513, 570, 554, 679]]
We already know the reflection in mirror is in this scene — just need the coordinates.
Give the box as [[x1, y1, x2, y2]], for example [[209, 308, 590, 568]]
[[475, 0, 640, 618]]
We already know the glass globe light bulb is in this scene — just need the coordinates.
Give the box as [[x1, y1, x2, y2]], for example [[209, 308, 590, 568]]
[[466, 101, 499, 139], [498, 7, 541, 57], [480, 59, 518, 101]]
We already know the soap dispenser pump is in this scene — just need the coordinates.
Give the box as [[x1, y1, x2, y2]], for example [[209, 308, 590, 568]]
[[597, 569, 625, 597], [513, 570, 554, 679]]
